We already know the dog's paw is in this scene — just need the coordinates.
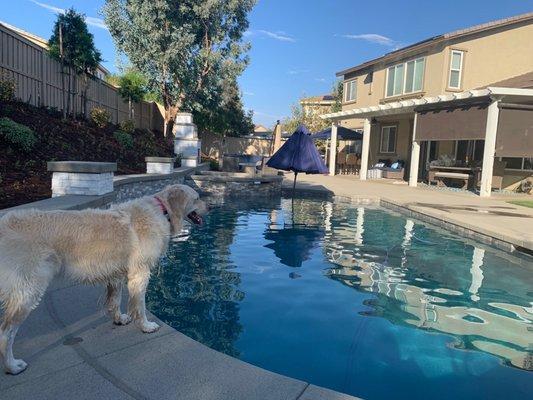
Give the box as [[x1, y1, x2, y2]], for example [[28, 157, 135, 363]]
[[5, 359, 27, 375], [114, 314, 132, 326], [140, 321, 160, 333]]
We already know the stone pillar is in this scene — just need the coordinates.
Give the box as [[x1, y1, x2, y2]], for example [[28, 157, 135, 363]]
[[360, 118, 371, 181], [479, 100, 500, 197], [173, 113, 201, 167], [47, 161, 116, 197], [328, 122, 338, 176], [145, 157, 175, 174]]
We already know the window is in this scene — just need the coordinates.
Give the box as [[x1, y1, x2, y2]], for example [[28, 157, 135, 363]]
[[448, 50, 464, 89], [345, 79, 357, 102], [500, 157, 533, 170], [380, 126, 397, 153], [386, 57, 425, 97], [454, 140, 484, 162]]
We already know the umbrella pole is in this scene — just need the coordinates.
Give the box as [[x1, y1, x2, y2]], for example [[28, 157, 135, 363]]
[[292, 172, 298, 224]]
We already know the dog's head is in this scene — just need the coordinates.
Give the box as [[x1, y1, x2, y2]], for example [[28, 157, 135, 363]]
[[155, 185, 207, 235]]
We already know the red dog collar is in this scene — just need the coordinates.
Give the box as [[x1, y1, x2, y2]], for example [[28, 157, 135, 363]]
[[153, 196, 170, 219]]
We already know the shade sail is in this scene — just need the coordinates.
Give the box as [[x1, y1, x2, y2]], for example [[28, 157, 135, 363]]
[[495, 103, 533, 157], [311, 127, 363, 141], [266, 125, 328, 174], [416, 102, 489, 141]]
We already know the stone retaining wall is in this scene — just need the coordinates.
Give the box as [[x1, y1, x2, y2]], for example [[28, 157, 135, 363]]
[[114, 165, 210, 203], [0, 164, 209, 216], [186, 173, 282, 197], [115, 176, 186, 203]]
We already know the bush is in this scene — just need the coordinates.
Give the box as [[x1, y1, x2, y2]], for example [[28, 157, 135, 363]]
[[90, 107, 110, 128], [119, 119, 135, 134], [0, 73, 16, 102], [113, 130, 134, 149], [0, 117, 37, 151]]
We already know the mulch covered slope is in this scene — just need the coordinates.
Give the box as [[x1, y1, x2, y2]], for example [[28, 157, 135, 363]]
[[0, 101, 172, 209]]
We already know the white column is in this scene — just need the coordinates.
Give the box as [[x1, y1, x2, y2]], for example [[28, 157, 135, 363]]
[[479, 100, 501, 197], [409, 113, 420, 187], [328, 122, 338, 176], [359, 118, 371, 180]]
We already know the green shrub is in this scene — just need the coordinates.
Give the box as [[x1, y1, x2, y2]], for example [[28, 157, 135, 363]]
[[119, 119, 135, 134], [90, 107, 110, 128], [113, 130, 134, 148], [0, 73, 16, 102], [0, 117, 37, 151]]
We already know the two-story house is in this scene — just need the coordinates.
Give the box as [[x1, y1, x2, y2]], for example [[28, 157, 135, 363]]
[[322, 12, 533, 196]]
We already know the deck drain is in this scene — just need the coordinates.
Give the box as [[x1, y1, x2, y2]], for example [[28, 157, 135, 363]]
[[63, 336, 83, 346]]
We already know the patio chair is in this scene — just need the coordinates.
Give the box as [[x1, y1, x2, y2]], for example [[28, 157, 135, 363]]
[[336, 151, 347, 174], [475, 160, 507, 191], [345, 153, 359, 174]]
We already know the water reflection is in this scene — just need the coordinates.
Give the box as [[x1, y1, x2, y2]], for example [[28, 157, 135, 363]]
[[323, 206, 533, 371], [263, 199, 326, 268], [148, 193, 533, 393], [146, 203, 245, 357]]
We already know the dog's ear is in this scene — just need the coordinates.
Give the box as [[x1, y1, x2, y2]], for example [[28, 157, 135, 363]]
[[158, 186, 187, 235]]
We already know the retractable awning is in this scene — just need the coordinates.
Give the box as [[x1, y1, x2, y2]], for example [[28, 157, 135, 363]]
[[415, 101, 489, 141], [496, 103, 533, 157]]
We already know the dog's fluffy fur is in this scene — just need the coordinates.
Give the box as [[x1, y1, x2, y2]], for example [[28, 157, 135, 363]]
[[0, 184, 206, 374]]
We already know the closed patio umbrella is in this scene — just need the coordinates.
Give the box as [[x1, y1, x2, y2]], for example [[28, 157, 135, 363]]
[[266, 125, 328, 192]]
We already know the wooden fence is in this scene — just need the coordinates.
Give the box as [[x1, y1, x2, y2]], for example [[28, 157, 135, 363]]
[[200, 131, 275, 159], [0, 23, 164, 131]]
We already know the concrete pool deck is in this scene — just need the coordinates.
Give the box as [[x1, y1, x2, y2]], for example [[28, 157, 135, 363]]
[[283, 174, 533, 253]]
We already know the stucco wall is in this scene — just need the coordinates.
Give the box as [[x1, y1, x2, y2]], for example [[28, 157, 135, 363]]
[[367, 117, 412, 166], [340, 20, 533, 113]]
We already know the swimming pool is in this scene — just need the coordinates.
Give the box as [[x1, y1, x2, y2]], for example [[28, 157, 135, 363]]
[[146, 197, 533, 400]]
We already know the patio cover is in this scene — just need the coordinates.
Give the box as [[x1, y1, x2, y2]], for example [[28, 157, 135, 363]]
[[495, 103, 533, 157], [415, 101, 489, 141], [311, 126, 363, 141]]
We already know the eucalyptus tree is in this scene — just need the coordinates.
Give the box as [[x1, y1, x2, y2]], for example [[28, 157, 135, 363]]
[[103, 0, 256, 136], [49, 9, 102, 118]]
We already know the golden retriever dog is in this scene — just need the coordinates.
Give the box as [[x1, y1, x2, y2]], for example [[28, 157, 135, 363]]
[[0, 184, 206, 375]]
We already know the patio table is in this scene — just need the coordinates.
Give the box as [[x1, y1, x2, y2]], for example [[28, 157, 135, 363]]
[[428, 166, 481, 188]]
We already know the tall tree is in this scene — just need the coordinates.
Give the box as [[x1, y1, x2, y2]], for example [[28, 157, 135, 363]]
[[103, 0, 256, 136], [281, 101, 330, 134], [331, 80, 343, 113], [117, 69, 148, 119], [193, 75, 254, 137], [49, 9, 102, 118]]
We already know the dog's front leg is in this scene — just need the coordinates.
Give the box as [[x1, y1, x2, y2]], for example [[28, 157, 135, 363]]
[[127, 269, 160, 333], [105, 280, 131, 325]]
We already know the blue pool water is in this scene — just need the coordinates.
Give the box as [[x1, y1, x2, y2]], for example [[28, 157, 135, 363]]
[[146, 197, 533, 400]]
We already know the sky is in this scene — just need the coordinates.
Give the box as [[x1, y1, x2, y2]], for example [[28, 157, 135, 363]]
[[2, 0, 533, 128]]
